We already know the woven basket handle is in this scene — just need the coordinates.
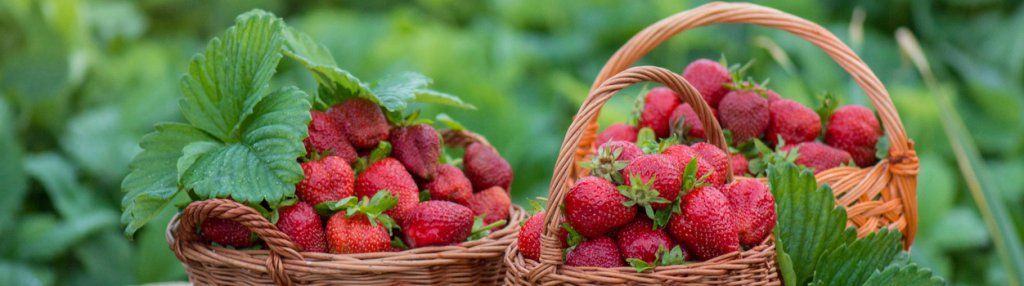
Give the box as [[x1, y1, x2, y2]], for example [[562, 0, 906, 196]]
[[172, 199, 303, 286], [529, 66, 726, 281]]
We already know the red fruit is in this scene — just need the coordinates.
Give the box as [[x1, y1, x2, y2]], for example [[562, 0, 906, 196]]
[[304, 111, 357, 163], [722, 180, 776, 248], [668, 186, 740, 261], [730, 153, 749, 176], [662, 144, 720, 186], [326, 212, 392, 254], [463, 142, 513, 192], [783, 142, 853, 173], [467, 186, 511, 224], [201, 218, 254, 248], [639, 87, 682, 138], [390, 124, 441, 180], [595, 123, 639, 147], [669, 103, 705, 139], [564, 176, 636, 238], [355, 158, 419, 223], [825, 105, 882, 167], [584, 140, 643, 183], [402, 201, 474, 248], [614, 218, 675, 263], [297, 156, 355, 206], [622, 155, 683, 209], [424, 165, 473, 205], [518, 212, 568, 261], [599, 140, 643, 162], [328, 98, 389, 149], [565, 237, 624, 267], [682, 59, 732, 108], [765, 89, 782, 103], [718, 90, 769, 143], [276, 202, 327, 252], [692, 142, 729, 186], [766, 99, 821, 146]]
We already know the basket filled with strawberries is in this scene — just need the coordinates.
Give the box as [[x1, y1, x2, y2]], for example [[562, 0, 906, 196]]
[[119, 10, 524, 285], [504, 2, 919, 285]]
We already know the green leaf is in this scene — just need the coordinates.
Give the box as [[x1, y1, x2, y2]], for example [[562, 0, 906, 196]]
[[414, 89, 476, 110], [282, 27, 371, 109], [0, 98, 26, 238], [636, 127, 658, 154], [180, 87, 310, 207], [178, 9, 285, 141], [135, 206, 186, 283], [391, 237, 409, 250], [562, 223, 583, 248], [370, 72, 431, 112], [628, 258, 654, 272], [73, 231, 135, 285], [774, 236, 798, 286], [469, 216, 506, 240], [15, 212, 117, 262], [121, 123, 214, 236], [863, 263, 945, 286], [24, 153, 102, 216], [810, 228, 902, 286], [435, 113, 466, 131], [0, 260, 46, 286]]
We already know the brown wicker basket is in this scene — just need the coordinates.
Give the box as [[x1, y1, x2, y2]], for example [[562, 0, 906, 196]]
[[167, 130, 527, 286]]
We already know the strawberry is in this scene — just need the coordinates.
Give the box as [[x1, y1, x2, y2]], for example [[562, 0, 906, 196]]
[[718, 89, 769, 143], [622, 155, 682, 210], [668, 186, 739, 261], [463, 142, 513, 192], [564, 176, 636, 238], [402, 201, 474, 248], [582, 140, 642, 183], [595, 123, 639, 147], [668, 103, 705, 139], [691, 142, 729, 186], [682, 59, 732, 108], [661, 144, 720, 186], [423, 164, 473, 205], [639, 87, 682, 138], [201, 218, 254, 248], [766, 99, 820, 146], [390, 124, 441, 180], [825, 105, 882, 167], [518, 212, 568, 261], [326, 211, 392, 254], [722, 180, 775, 247], [467, 186, 511, 224], [765, 88, 782, 103], [565, 237, 625, 267], [614, 217, 675, 263], [276, 202, 327, 252], [783, 142, 853, 173], [304, 111, 357, 163], [296, 156, 354, 206], [328, 98, 389, 149], [355, 158, 419, 223], [730, 153, 749, 176], [599, 140, 643, 162]]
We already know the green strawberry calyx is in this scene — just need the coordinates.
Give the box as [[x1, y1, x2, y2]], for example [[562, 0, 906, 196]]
[[315, 191, 399, 233], [619, 175, 671, 220], [628, 245, 687, 272], [579, 145, 629, 184]]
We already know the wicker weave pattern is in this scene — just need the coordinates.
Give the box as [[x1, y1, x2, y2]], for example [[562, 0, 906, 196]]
[[168, 130, 527, 285]]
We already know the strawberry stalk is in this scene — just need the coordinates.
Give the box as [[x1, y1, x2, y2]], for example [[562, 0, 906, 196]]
[[467, 216, 507, 240]]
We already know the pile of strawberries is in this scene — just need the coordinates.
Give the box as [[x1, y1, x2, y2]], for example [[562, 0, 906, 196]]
[[200, 98, 515, 253]]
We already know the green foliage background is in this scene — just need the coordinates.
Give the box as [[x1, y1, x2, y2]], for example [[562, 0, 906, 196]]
[[0, 0, 1022, 284]]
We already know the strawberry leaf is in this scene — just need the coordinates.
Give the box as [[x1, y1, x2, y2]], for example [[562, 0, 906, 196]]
[[370, 72, 430, 112], [0, 98, 27, 237], [391, 237, 409, 250], [368, 141, 392, 164], [562, 223, 584, 248], [815, 92, 838, 138], [862, 262, 945, 286], [414, 89, 476, 110], [659, 245, 686, 266], [469, 216, 506, 240], [810, 229, 902, 286], [435, 113, 466, 131], [282, 27, 371, 110], [627, 258, 654, 273]]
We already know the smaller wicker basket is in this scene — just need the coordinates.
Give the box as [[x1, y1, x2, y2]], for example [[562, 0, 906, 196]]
[[167, 130, 527, 286]]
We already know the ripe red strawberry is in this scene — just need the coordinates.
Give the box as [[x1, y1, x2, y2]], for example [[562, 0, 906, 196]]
[[326, 211, 392, 254], [304, 111, 357, 163], [682, 59, 732, 108], [463, 142, 513, 192], [692, 142, 729, 186], [355, 158, 419, 223], [564, 176, 636, 238], [276, 202, 327, 252], [595, 123, 639, 147], [668, 186, 740, 260], [783, 142, 853, 173], [390, 124, 441, 180], [662, 144, 720, 186], [201, 218, 254, 248], [722, 180, 775, 247], [565, 237, 625, 267], [669, 103, 705, 139], [718, 90, 769, 143], [424, 165, 473, 205], [467, 186, 511, 224], [730, 153, 749, 176], [639, 87, 682, 138], [328, 98, 389, 149], [599, 140, 643, 162], [518, 212, 568, 261], [583, 140, 643, 183], [402, 201, 474, 248], [765, 88, 782, 103], [622, 155, 683, 209], [825, 105, 882, 167], [614, 218, 675, 263], [297, 156, 354, 206], [766, 99, 821, 146]]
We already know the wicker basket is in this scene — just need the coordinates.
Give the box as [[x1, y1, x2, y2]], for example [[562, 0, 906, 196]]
[[167, 130, 527, 286]]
